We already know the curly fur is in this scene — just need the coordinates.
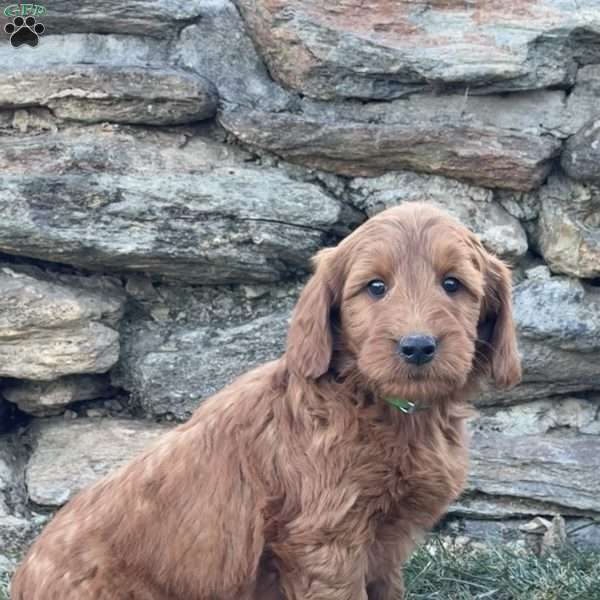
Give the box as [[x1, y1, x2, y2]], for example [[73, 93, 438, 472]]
[[11, 204, 521, 600]]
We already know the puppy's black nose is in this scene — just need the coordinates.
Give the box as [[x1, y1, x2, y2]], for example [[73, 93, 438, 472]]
[[398, 335, 438, 365]]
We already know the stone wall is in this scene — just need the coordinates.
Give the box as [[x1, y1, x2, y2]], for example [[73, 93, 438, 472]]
[[1, 0, 600, 572]]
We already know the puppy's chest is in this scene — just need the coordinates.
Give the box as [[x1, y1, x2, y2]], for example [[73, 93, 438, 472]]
[[353, 420, 469, 519]]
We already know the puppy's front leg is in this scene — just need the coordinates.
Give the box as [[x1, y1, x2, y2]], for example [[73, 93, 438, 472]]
[[366, 569, 405, 600], [277, 543, 368, 600]]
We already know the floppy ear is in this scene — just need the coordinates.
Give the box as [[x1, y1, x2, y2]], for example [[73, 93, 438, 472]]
[[286, 248, 341, 379], [477, 253, 522, 389]]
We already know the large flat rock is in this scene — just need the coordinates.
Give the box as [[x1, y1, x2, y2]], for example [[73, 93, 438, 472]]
[[0, 65, 217, 126], [235, 0, 600, 100], [34, 1, 205, 36], [0, 127, 361, 283], [25, 418, 171, 508], [0, 33, 169, 69], [0, 266, 125, 380], [349, 171, 528, 260], [221, 94, 562, 190], [463, 431, 600, 516], [462, 397, 600, 517]]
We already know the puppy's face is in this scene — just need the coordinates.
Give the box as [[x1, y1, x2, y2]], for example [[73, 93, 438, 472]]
[[287, 204, 521, 401], [340, 211, 486, 401]]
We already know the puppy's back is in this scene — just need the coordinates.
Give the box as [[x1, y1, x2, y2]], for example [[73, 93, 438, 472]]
[[11, 360, 283, 600]]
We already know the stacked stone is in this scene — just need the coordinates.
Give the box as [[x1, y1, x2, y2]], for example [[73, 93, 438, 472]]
[[1, 0, 600, 570]]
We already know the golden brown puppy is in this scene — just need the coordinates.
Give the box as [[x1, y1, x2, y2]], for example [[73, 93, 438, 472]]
[[12, 204, 521, 600]]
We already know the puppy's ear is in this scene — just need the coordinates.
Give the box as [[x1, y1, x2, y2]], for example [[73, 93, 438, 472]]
[[286, 247, 341, 379], [477, 252, 522, 389]]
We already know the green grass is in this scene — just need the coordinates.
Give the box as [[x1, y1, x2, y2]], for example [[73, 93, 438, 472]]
[[405, 538, 600, 600]]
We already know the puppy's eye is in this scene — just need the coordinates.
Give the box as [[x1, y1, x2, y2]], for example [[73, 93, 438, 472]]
[[442, 277, 460, 294], [367, 279, 387, 298]]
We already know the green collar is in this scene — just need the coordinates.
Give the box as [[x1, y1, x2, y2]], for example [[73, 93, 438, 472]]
[[384, 397, 426, 414]]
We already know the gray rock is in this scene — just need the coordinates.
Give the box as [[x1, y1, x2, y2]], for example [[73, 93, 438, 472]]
[[0, 434, 41, 558], [562, 66, 600, 183], [349, 172, 528, 260], [564, 65, 600, 136], [0, 509, 39, 557], [114, 311, 290, 420], [174, 0, 292, 111], [112, 279, 299, 419], [122, 276, 300, 326], [0, 436, 27, 523], [0, 65, 217, 125], [459, 395, 600, 520], [0, 34, 169, 69], [221, 97, 562, 190], [495, 189, 541, 223], [37, 1, 204, 36], [26, 418, 171, 508], [562, 119, 600, 186], [567, 519, 600, 549], [464, 431, 600, 514], [451, 494, 573, 521], [534, 176, 600, 279], [480, 276, 600, 405], [473, 397, 600, 437], [235, 0, 600, 100], [2, 375, 115, 417], [444, 518, 600, 550], [0, 125, 243, 175], [0, 266, 125, 380], [0, 127, 361, 284], [523, 265, 553, 282]]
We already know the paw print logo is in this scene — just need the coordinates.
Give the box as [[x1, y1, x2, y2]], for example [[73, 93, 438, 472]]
[[4, 15, 45, 47]]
